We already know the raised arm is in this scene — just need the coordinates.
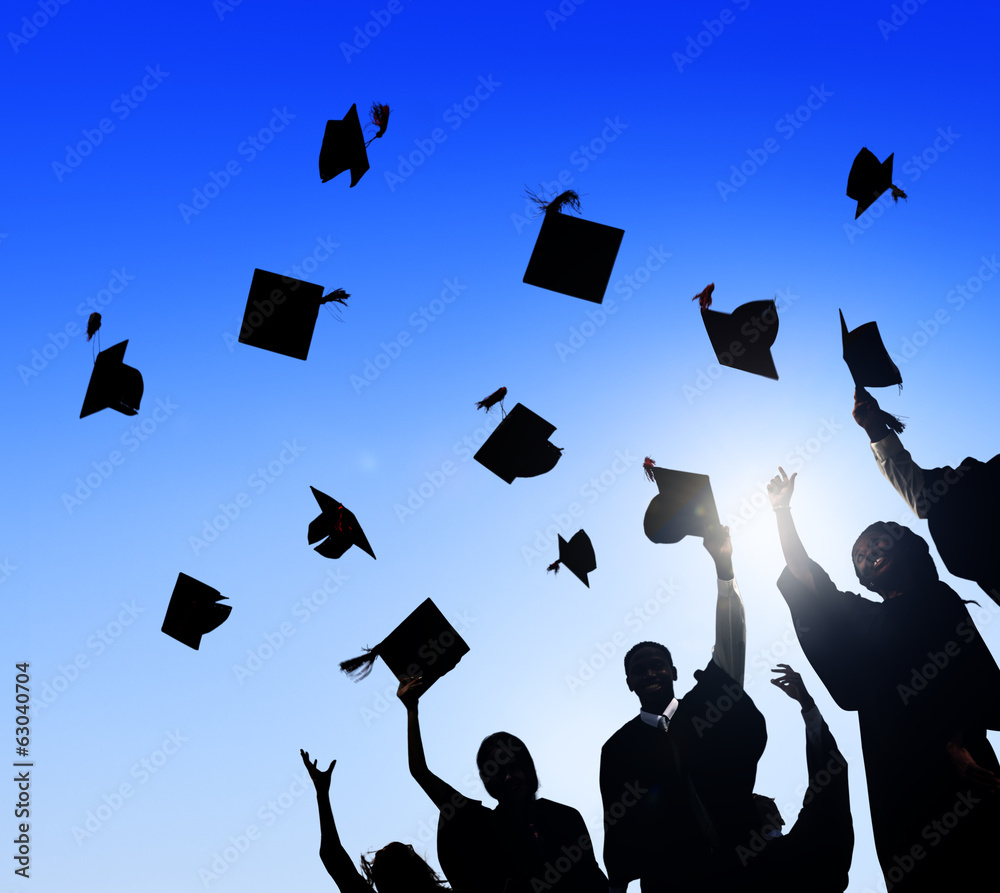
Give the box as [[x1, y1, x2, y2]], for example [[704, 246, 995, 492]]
[[767, 467, 815, 593], [299, 750, 371, 893], [704, 525, 745, 688], [854, 389, 927, 518], [397, 676, 465, 811]]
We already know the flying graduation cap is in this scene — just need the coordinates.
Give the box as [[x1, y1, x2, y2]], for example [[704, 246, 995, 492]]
[[522, 190, 624, 303], [80, 340, 144, 418], [474, 403, 563, 484], [841, 310, 904, 433], [319, 102, 390, 187], [547, 529, 596, 587], [846, 148, 907, 218], [238, 269, 349, 361], [340, 598, 469, 694], [643, 460, 720, 544], [308, 487, 376, 560], [319, 104, 369, 186], [701, 298, 780, 380], [161, 573, 231, 650]]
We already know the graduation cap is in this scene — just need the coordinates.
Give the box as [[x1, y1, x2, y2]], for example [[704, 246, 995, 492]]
[[161, 573, 231, 650], [701, 299, 779, 380], [319, 103, 369, 186], [474, 403, 563, 484], [547, 530, 596, 587], [340, 598, 470, 693], [846, 148, 907, 218], [840, 310, 901, 389], [238, 269, 349, 361], [80, 340, 144, 418], [643, 463, 720, 544], [522, 191, 624, 303], [308, 487, 376, 560], [842, 310, 904, 433]]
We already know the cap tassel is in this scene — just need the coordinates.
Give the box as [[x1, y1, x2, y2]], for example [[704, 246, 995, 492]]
[[875, 407, 905, 434], [643, 457, 657, 483], [856, 387, 906, 434], [340, 648, 379, 681], [692, 283, 714, 310], [319, 288, 350, 307], [476, 386, 507, 412], [547, 560, 561, 575], [891, 184, 908, 203], [524, 188, 581, 216], [365, 102, 390, 147]]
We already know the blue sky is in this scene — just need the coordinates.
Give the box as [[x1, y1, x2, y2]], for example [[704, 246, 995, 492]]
[[4, 1, 1000, 891]]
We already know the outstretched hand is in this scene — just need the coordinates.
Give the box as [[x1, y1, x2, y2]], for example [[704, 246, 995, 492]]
[[771, 664, 815, 711], [300, 749, 335, 795], [767, 467, 797, 510]]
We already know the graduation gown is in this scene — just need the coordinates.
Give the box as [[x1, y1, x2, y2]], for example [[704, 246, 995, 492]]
[[437, 794, 607, 893], [922, 455, 1000, 606], [871, 433, 1000, 606], [742, 709, 854, 893], [599, 659, 767, 892], [778, 561, 1000, 892]]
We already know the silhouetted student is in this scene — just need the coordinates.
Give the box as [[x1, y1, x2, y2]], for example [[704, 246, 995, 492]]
[[397, 678, 607, 893], [300, 750, 450, 893], [767, 467, 1000, 892], [854, 388, 1000, 607], [741, 665, 854, 893], [600, 526, 767, 893]]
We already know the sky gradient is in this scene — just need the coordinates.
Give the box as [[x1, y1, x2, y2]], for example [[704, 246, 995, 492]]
[[4, 1, 1000, 891]]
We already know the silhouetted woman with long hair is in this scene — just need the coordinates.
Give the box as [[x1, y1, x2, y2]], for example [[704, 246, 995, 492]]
[[300, 749, 450, 893], [397, 678, 607, 893]]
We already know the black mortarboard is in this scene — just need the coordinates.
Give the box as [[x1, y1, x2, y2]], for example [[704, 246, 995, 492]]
[[846, 148, 905, 218], [80, 340, 144, 418], [701, 300, 779, 380], [161, 573, 231, 650], [644, 466, 720, 544], [308, 487, 376, 560], [340, 598, 470, 693], [319, 104, 369, 186], [548, 530, 596, 587], [840, 310, 901, 389], [522, 200, 624, 303], [474, 403, 563, 484], [238, 269, 325, 360]]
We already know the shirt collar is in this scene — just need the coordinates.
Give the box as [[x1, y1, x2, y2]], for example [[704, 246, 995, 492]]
[[639, 697, 679, 728]]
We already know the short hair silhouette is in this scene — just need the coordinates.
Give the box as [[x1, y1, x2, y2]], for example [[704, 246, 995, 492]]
[[623, 641, 673, 674]]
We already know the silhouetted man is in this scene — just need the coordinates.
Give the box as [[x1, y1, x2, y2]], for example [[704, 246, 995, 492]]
[[600, 527, 767, 892]]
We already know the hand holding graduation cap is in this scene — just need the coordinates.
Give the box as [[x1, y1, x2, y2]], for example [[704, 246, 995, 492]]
[[767, 467, 797, 510], [300, 749, 335, 795], [702, 524, 734, 580], [396, 674, 425, 708], [852, 388, 893, 443]]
